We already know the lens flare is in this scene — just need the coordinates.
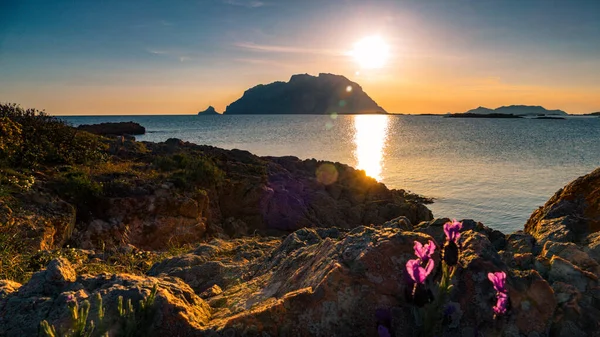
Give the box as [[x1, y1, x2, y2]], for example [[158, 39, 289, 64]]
[[353, 115, 390, 180]]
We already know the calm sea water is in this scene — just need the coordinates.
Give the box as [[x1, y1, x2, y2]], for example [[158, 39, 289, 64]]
[[61, 114, 600, 233]]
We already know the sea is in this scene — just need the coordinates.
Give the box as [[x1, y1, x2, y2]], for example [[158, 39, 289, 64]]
[[60, 114, 600, 234]]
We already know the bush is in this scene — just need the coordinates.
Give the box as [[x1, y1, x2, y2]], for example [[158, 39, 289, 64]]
[[153, 153, 224, 188], [54, 170, 103, 222], [0, 117, 22, 163], [0, 103, 106, 169]]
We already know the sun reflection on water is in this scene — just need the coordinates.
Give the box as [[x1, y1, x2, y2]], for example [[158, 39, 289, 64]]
[[353, 115, 390, 180]]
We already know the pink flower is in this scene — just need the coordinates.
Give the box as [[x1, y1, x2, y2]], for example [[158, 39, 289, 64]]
[[493, 292, 509, 315], [443, 219, 462, 243], [406, 258, 434, 284], [413, 240, 436, 262], [487, 271, 507, 293]]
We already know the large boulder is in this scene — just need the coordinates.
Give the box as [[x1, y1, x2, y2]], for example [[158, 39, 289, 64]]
[[525, 167, 600, 245], [78, 122, 146, 136]]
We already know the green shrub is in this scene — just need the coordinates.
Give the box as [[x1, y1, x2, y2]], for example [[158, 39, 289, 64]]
[[54, 170, 103, 222], [153, 153, 224, 188], [0, 117, 22, 164], [0, 103, 106, 169]]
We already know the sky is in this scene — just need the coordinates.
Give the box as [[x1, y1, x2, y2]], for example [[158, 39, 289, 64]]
[[1, 0, 599, 115]]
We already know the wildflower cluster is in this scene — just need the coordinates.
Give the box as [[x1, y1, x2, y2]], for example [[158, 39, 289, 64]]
[[377, 219, 511, 336]]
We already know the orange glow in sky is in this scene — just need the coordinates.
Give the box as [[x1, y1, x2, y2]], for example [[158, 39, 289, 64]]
[[1, 1, 599, 115]]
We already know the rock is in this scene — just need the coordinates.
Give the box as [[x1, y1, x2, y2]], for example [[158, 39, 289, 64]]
[[505, 231, 536, 255], [548, 256, 597, 292], [212, 151, 433, 235], [541, 241, 600, 276], [147, 226, 558, 335], [200, 284, 223, 299], [198, 106, 220, 115], [0, 280, 21, 299], [224, 73, 387, 115], [75, 189, 209, 250], [525, 168, 600, 244], [2, 192, 76, 251], [0, 258, 211, 336], [77, 122, 146, 136], [381, 216, 412, 230], [509, 270, 557, 334]]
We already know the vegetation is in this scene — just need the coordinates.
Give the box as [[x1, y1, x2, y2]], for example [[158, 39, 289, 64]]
[[0, 222, 195, 283], [41, 285, 158, 337], [153, 152, 225, 188], [0, 103, 107, 169], [0, 102, 229, 283]]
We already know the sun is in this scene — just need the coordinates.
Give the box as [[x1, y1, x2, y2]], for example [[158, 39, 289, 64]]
[[350, 36, 390, 69]]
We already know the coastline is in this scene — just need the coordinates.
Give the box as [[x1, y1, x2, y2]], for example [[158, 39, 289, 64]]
[[2, 116, 600, 335]]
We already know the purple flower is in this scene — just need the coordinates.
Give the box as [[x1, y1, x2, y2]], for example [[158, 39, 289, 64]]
[[414, 240, 436, 262], [487, 271, 507, 293], [443, 219, 462, 243], [406, 258, 434, 284], [378, 325, 391, 337], [492, 292, 509, 315], [66, 294, 75, 302]]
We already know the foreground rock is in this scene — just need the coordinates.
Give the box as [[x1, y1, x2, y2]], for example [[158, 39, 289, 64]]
[[525, 167, 600, 245], [0, 258, 211, 336], [224, 73, 387, 115], [2, 221, 565, 336], [77, 122, 146, 136], [524, 168, 600, 334]]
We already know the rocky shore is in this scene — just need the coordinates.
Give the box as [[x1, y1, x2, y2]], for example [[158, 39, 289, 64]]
[[1, 110, 599, 336]]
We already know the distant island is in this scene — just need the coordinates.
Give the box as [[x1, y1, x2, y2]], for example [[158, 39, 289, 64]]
[[455, 105, 568, 116], [224, 73, 386, 115], [581, 111, 600, 116], [198, 106, 220, 115], [534, 116, 565, 120], [446, 113, 522, 119]]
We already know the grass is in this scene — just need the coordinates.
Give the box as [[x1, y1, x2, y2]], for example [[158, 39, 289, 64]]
[[0, 217, 196, 283]]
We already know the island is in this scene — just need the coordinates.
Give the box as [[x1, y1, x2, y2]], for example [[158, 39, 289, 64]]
[[198, 106, 220, 115], [224, 73, 386, 115], [534, 116, 566, 120], [453, 105, 568, 117], [446, 113, 522, 119], [77, 121, 146, 135]]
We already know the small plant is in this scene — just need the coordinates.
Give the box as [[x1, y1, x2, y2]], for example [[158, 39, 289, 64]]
[[40, 284, 158, 337]]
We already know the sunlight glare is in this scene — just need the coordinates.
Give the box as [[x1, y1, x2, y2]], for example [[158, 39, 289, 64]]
[[353, 115, 390, 180], [350, 36, 390, 69]]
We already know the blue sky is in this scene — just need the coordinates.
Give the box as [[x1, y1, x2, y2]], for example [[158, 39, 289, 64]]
[[1, 0, 599, 114]]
